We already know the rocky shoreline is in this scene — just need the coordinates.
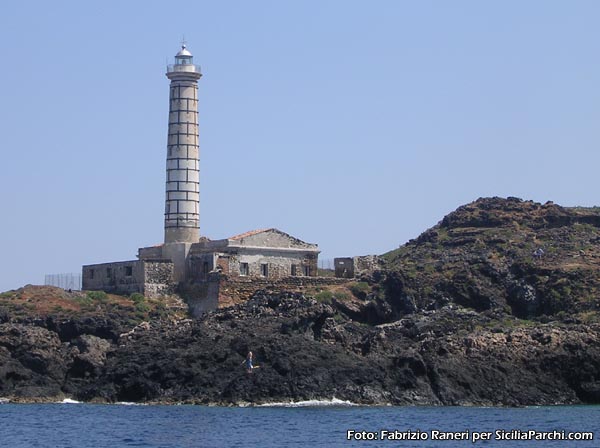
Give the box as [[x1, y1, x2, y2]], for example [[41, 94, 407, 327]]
[[1, 198, 599, 406], [1, 290, 599, 406]]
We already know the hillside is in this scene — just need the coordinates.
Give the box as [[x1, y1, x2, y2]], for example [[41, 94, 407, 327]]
[[379, 197, 600, 320]]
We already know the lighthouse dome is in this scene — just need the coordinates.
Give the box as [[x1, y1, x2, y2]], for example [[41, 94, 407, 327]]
[[176, 45, 193, 58]]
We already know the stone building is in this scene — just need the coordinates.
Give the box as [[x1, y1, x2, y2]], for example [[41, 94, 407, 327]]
[[334, 255, 382, 278], [184, 229, 318, 281], [82, 44, 319, 299]]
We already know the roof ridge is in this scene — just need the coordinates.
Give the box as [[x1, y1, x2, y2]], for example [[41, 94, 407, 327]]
[[228, 228, 274, 240]]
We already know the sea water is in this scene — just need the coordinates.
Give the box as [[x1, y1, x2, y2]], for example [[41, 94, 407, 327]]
[[0, 402, 598, 447]]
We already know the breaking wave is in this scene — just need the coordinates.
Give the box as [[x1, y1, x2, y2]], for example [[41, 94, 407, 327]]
[[256, 397, 358, 407]]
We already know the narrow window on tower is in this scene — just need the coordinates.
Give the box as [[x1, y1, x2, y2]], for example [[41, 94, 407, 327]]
[[125, 266, 133, 277], [303, 265, 310, 276], [240, 263, 249, 276], [89, 269, 95, 279], [261, 264, 268, 277], [291, 265, 297, 276]]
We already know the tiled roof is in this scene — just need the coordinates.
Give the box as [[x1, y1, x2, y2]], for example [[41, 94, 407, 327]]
[[228, 228, 273, 241]]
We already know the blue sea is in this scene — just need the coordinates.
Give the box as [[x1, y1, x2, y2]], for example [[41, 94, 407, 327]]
[[0, 401, 598, 447]]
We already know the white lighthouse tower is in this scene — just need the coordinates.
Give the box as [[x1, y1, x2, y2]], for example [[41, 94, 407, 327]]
[[164, 44, 202, 244]]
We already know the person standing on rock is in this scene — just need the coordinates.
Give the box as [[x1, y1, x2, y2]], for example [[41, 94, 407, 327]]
[[242, 351, 259, 373]]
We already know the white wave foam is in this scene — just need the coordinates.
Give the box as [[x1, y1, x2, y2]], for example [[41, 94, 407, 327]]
[[257, 397, 358, 408], [60, 398, 81, 404], [115, 402, 143, 406]]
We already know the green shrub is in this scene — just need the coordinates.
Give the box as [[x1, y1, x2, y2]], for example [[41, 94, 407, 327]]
[[86, 291, 108, 302], [335, 292, 349, 301], [75, 296, 94, 307], [152, 302, 168, 319], [135, 302, 150, 313], [130, 293, 145, 304], [349, 282, 370, 299], [314, 290, 333, 302]]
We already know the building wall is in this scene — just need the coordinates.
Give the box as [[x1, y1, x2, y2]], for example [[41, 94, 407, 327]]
[[143, 260, 175, 298], [220, 250, 316, 280], [188, 244, 318, 281], [353, 255, 382, 276], [335, 255, 382, 278], [334, 258, 354, 278], [138, 246, 163, 260], [82, 261, 143, 295], [82, 260, 174, 297], [180, 277, 220, 317]]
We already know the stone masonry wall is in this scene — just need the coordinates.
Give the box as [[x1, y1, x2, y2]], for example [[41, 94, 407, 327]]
[[335, 255, 382, 278], [225, 251, 318, 280], [142, 260, 175, 298], [353, 255, 382, 276], [183, 275, 351, 318], [217, 276, 351, 308]]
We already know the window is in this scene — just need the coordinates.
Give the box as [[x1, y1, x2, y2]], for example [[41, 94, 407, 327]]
[[240, 263, 249, 276], [203, 262, 209, 274], [303, 265, 310, 276], [89, 269, 95, 279], [291, 265, 297, 276], [125, 266, 133, 277], [261, 264, 268, 277], [106, 268, 112, 277]]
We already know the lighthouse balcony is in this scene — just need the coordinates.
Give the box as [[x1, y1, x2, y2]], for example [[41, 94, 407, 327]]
[[167, 64, 201, 74]]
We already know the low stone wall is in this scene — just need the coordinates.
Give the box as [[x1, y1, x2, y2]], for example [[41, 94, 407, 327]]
[[182, 275, 352, 317], [216, 276, 351, 308]]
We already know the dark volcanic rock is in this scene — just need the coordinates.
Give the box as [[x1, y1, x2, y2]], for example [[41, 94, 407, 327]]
[[0, 290, 599, 406], [0, 198, 600, 406], [382, 197, 600, 319], [0, 323, 69, 398], [68, 294, 600, 406]]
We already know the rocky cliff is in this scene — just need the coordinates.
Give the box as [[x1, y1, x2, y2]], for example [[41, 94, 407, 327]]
[[1, 197, 599, 405]]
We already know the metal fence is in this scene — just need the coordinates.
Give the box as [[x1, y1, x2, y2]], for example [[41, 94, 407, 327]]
[[44, 273, 82, 291], [318, 258, 334, 270]]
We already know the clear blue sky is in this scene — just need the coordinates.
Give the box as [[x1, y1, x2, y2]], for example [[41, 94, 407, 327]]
[[1, 1, 599, 292]]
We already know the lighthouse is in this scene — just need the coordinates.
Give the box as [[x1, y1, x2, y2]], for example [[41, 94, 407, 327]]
[[164, 44, 202, 244], [82, 42, 320, 300]]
